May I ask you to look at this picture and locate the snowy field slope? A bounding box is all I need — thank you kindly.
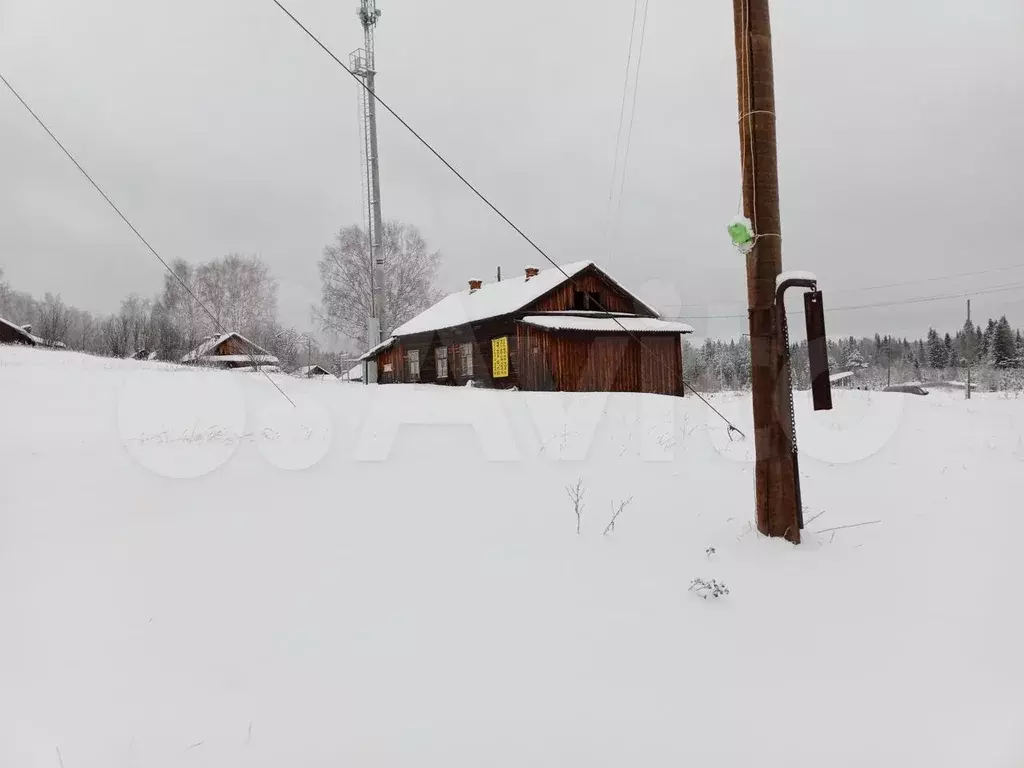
[1,346,1023,767]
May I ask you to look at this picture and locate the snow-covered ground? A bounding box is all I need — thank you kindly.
[1,346,1023,767]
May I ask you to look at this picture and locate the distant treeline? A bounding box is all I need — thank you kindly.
[684,315,1024,393]
[0,259,352,372]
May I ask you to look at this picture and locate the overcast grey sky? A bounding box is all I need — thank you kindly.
[2,0,1022,343]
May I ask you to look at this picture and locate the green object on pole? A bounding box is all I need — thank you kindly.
[727,215,755,253]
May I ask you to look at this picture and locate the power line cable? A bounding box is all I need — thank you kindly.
[0,71,296,407]
[669,281,1024,320]
[613,0,650,209]
[673,261,1024,309]
[269,0,745,437]
[605,0,640,216]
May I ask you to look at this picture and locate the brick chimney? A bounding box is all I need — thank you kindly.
[525,266,540,280]
[468,279,482,293]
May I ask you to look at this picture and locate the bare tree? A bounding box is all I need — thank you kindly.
[102,315,129,358]
[317,220,443,343]
[603,496,634,535]
[67,308,98,351]
[155,255,279,359]
[119,294,152,354]
[195,254,278,338]
[565,479,586,535]
[38,293,72,344]
[158,259,205,356]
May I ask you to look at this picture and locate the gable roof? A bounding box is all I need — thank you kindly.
[357,337,396,362]
[390,261,658,337]
[181,332,277,364]
[0,316,39,345]
[296,364,334,377]
[520,315,694,334]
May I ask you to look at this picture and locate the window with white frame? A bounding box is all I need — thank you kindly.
[406,349,420,381]
[460,342,474,377]
[435,346,448,380]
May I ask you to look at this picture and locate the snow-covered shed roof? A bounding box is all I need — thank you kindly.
[519,315,694,334]
[390,261,659,337]
[830,371,854,383]
[181,333,277,365]
[296,364,335,378]
[0,316,39,345]
[358,337,395,362]
[234,364,283,373]
[200,354,280,365]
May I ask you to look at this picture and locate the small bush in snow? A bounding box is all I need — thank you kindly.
[565,478,585,534]
[688,578,729,600]
[705,546,716,559]
[603,496,634,535]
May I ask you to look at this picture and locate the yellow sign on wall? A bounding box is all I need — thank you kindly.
[492,336,509,378]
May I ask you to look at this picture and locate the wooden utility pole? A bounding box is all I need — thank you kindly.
[887,336,892,387]
[733,0,800,543]
[966,299,972,400]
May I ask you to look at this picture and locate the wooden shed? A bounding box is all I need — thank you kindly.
[181,333,280,371]
[295,364,335,378]
[360,262,693,395]
[0,317,39,346]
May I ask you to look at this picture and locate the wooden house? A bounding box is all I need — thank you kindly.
[360,262,693,395]
[181,333,280,371]
[1,317,39,346]
[295,364,335,378]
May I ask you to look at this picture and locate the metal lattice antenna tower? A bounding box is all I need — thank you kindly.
[350,0,384,383]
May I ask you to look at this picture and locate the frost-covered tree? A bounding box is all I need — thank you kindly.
[847,347,868,369]
[926,328,948,369]
[37,293,72,344]
[993,316,1016,368]
[317,221,443,343]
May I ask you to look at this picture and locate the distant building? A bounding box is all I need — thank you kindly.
[360,262,693,395]
[181,333,279,371]
[342,361,364,382]
[295,364,335,378]
[0,318,66,348]
[829,371,855,388]
[0,317,39,346]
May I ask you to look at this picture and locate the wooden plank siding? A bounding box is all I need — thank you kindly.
[395,317,522,388]
[214,337,250,357]
[376,341,403,383]
[528,270,646,315]
[517,324,682,395]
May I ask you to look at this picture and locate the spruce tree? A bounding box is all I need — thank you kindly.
[993,316,1016,367]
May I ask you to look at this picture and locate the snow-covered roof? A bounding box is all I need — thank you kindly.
[233,364,284,373]
[391,261,658,337]
[197,354,280,365]
[181,333,275,364]
[358,337,395,362]
[0,316,38,345]
[296,365,334,377]
[520,316,695,334]
[830,371,854,382]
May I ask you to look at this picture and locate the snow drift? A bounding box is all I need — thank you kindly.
[1,346,1022,767]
